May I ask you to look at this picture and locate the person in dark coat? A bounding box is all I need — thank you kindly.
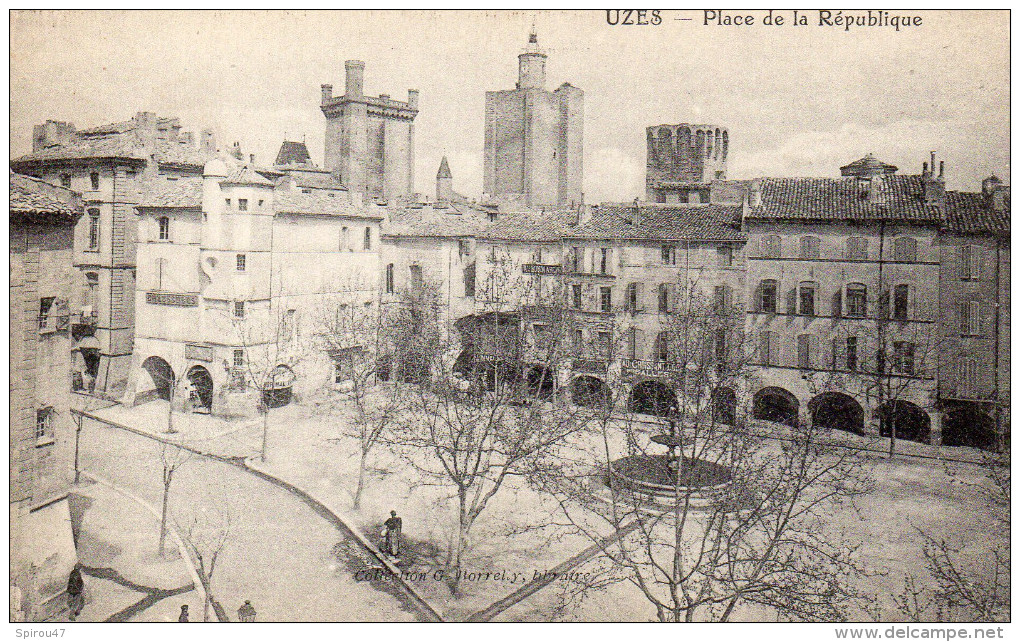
[67,565,84,621]
[178,604,189,622]
[237,600,256,622]
[383,510,402,557]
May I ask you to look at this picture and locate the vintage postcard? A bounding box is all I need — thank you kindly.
[8,9,1010,631]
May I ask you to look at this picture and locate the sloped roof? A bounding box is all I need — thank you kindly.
[10,171,82,220]
[943,190,1010,236]
[275,141,312,166]
[749,175,943,223]
[11,134,148,165]
[275,190,382,220]
[478,210,577,242]
[437,156,452,179]
[222,164,275,186]
[839,154,898,177]
[136,177,204,208]
[155,140,216,168]
[384,203,492,238]
[281,169,346,191]
[568,204,746,241]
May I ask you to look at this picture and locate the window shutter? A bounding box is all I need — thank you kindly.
[785,286,797,315]
[618,246,626,269]
[759,330,771,365]
[635,282,644,311]
[634,328,645,360]
[960,301,970,333]
[961,245,972,280]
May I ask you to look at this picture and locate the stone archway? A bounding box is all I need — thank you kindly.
[262,365,295,409]
[629,380,678,417]
[711,386,737,425]
[942,405,997,451]
[186,365,214,414]
[809,392,865,435]
[752,386,799,427]
[877,400,931,444]
[572,376,611,409]
[141,356,175,402]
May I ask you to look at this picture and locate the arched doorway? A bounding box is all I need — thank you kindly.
[942,406,997,451]
[572,376,611,409]
[712,387,737,425]
[141,356,175,401]
[809,392,865,434]
[752,387,799,427]
[877,401,931,444]
[526,366,556,401]
[629,380,678,417]
[262,365,295,409]
[186,365,214,414]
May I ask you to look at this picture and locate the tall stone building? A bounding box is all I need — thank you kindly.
[321,61,419,203]
[10,171,83,621]
[11,112,218,398]
[646,123,729,203]
[483,32,584,208]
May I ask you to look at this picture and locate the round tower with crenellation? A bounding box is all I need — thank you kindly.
[645,123,729,203]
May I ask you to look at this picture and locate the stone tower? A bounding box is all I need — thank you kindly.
[645,124,729,203]
[483,32,584,208]
[321,61,419,203]
[436,156,453,203]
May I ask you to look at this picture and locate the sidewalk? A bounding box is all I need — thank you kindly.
[92,401,262,459]
[67,478,201,622]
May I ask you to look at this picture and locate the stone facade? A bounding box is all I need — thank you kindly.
[125,159,384,418]
[646,123,729,203]
[483,33,583,208]
[9,172,82,621]
[11,112,218,399]
[321,61,418,203]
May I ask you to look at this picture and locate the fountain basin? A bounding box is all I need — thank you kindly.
[609,454,732,500]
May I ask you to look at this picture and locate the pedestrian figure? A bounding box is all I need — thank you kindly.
[237,600,256,622]
[178,604,189,622]
[383,510,402,557]
[67,564,84,621]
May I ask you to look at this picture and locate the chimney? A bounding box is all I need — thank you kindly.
[345,60,365,98]
[922,152,945,208]
[992,186,1008,212]
[249,154,255,165]
[939,160,945,180]
[321,83,333,103]
[982,175,1002,196]
[408,89,419,110]
[200,129,216,153]
[749,179,762,207]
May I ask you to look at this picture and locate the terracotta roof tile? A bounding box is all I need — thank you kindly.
[569,204,746,241]
[9,171,82,220]
[136,177,204,208]
[274,190,382,220]
[943,190,1010,236]
[750,175,943,223]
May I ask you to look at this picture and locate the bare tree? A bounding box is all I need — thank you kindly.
[897,449,1010,622]
[315,284,403,508]
[534,281,875,622]
[179,508,232,622]
[230,300,305,462]
[386,257,592,596]
[158,441,192,557]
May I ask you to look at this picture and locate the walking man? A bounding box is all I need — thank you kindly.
[383,510,402,557]
[178,604,189,622]
[237,600,256,622]
[66,564,84,621]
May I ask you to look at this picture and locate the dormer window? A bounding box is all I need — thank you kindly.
[857,177,871,200]
[225,198,231,208]
[238,199,248,211]
[90,172,100,191]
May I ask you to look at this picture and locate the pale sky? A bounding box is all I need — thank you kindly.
[9,10,1010,202]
